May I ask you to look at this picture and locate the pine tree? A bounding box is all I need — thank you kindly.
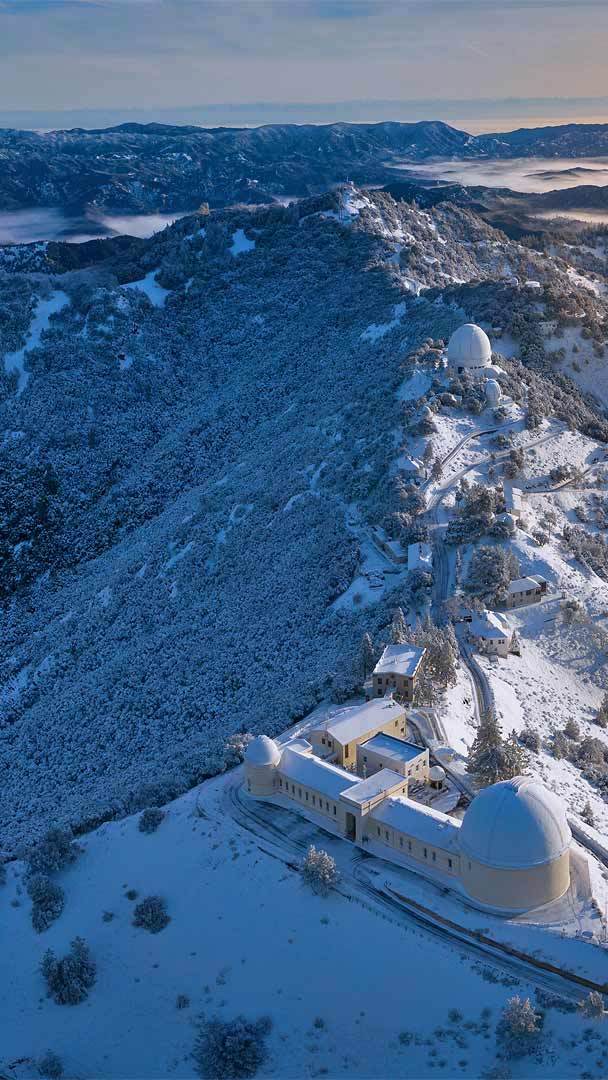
[596,692,608,729]
[390,607,408,645]
[467,707,506,786]
[360,632,376,679]
[581,800,596,828]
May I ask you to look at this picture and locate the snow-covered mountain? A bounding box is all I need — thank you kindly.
[1,185,608,855]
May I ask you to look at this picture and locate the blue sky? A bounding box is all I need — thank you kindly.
[1,0,607,130]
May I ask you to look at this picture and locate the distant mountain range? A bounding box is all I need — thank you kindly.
[3,120,608,214]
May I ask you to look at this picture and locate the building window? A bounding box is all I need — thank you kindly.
[377,827,381,836]
[305,792,309,801]
[432,852,436,862]
[298,788,302,798]
[363,756,367,763]
[399,837,403,848]
[448,858,452,869]
[326,801,329,812]
[321,737,326,745]
[333,806,336,816]
[279,778,282,788]
[385,831,389,841]
[344,745,349,757]
[408,841,412,851]
[312,795,315,806]
[292,784,295,794]
[424,847,428,858]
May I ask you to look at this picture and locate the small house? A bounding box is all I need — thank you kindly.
[503,484,523,520]
[408,541,433,572]
[505,575,548,609]
[367,643,426,703]
[468,610,513,658]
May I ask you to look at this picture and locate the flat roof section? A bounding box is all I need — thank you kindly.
[361,732,426,764]
[372,797,461,851]
[373,643,426,678]
[279,745,359,801]
[341,769,406,807]
[324,697,405,745]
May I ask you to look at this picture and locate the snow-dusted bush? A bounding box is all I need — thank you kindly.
[27,873,65,933]
[37,1051,63,1079]
[578,991,605,1019]
[581,801,596,828]
[595,693,608,729]
[496,995,541,1057]
[519,727,541,752]
[27,827,79,876]
[467,711,528,787]
[193,1014,272,1079]
[564,718,581,741]
[302,845,339,896]
[132,895,170,933]
[138,807,165,834]
[223,731,255,768]
[41,937,96,1005]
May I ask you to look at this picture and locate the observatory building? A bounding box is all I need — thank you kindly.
[244,731,572,915]
[447,323,492,375]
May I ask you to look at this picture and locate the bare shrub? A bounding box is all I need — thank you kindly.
[302,846,339,896]
[132,895,170,933]
[193,1014,272,1079]
[578,991,605,1019]
[564,718,581,741]
[37,1051,63,1079]
[27,874,65,933]
[41,937,96,1005]
[138,807,165,834]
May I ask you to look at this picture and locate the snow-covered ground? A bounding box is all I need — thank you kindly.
[4,769,608,1080]
[3,290,69,395]
[123,271,170,308]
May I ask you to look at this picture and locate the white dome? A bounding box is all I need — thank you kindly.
[459,776,571,870]
[485,379,501,406]
[245,735,281,766]
[428,765,446,782]
[448,324,492,369]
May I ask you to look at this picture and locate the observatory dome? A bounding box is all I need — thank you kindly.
[485,379,501,407]
[460,776,570,870]
[245,735,281,767]
[448,323,492,371]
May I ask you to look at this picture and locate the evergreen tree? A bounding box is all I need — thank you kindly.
[467,709,527,786]
[360,632,376,680]
[595,692,608,729]
[390,607,408,645]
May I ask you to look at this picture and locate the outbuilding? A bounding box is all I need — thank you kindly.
[468,609,513,657]
[368,643,426,702]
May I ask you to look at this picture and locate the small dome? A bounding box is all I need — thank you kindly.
[245,735,281,766]
[448,324,492,369]
[485,379,501,406]
[429,765,446,782]
[460,776,570,870]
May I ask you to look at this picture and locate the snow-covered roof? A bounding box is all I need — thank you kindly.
[459,776,571,869]
[408,542,433,570]
[279,744,359,800]
[373,644,426,679]
[324,696,405,746]
[372,797,461,851]
[361,733,426,764]
[245,735,281,766]
[504,485,523,512]
[508,576,546,594]
[469,610,512,640]
[341,769,407,807]
[428,765,446,782]
[447,323,492,369]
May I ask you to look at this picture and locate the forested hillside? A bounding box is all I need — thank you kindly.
[1,185,607,853]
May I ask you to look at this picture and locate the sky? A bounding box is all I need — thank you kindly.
[1,0,608,132]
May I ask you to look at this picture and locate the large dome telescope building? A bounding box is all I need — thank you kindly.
[447,323,493,374]
[459,776,571,912]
